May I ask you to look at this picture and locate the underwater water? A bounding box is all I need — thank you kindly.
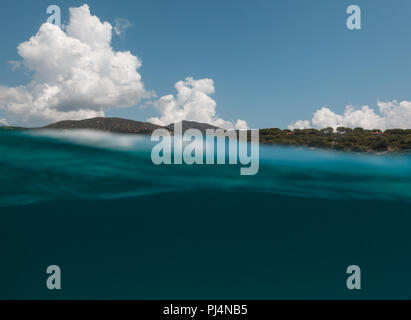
[1,130,411,299]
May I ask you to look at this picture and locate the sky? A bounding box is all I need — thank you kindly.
[1,0,411,129]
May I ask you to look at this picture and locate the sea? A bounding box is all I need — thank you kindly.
[1,129,411,299]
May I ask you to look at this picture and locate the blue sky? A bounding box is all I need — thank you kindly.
[1,0,411,129]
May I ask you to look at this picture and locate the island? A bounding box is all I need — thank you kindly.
[1,117,411,153]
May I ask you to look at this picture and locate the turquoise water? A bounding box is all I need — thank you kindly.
[1,130,411,299]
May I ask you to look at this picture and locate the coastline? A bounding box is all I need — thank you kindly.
[3,117,411,154]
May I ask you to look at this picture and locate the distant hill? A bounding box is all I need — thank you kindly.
[44,117,162,134]
[0,126,26,132]
[5,117,411,153]
[43,117,220,134]
[165,120,220,133]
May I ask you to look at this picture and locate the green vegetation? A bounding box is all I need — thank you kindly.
[0,126,25,132]
[259,127,411,153]
[3,120,411,153]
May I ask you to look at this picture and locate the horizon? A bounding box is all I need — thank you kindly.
[5,115,411,132]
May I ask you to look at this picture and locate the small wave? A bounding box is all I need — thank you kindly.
[29,129,151,151]
[1,130,411,206]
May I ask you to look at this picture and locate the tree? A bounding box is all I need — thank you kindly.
[320,127,334,135]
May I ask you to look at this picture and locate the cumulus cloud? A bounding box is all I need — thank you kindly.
[0,4,149,126]
[8,60,22,71]
[234,119,249,130]
[289,100,411,130]
[0,118,9,126]
[288,120,311,130]
[148,77,248,130]
[114,18,132,36]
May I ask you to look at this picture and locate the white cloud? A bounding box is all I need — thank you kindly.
[8,60,22,71]
[234,119,249,130]
[0,118,9,126]
[289,100,411,130]
[288,120,311,130]
[0,4,149,126]
[114,18,132,36]
[148,77,248,130]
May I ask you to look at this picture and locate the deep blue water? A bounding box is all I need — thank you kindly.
[1,130,411,299]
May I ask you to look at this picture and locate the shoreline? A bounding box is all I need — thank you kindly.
[2,117,411,154]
